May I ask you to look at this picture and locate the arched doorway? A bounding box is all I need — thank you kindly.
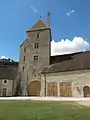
[27,81,41,96]
[83,86,90,97]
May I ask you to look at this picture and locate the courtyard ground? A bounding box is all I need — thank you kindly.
[0,100,90,120]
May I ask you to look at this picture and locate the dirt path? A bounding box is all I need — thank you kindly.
[76,101,90,107]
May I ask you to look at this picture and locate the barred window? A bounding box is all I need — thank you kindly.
[34,55,38,61]
[34,43,39,49]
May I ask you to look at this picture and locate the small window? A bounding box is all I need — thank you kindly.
[23,66,25,71]
[4,80,7,84]
[34,55,38,61]
[34,43,39,49]
[23,56,25,61]
[37,33,39,38]
[34,74,36,77]
[24,47,26,52]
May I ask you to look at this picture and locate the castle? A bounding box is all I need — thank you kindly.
[18,12,90,97]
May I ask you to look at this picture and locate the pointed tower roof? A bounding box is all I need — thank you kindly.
[31,19,47,29]
[27,19,50,32]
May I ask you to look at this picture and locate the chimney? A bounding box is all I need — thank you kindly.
[47,12,51,27]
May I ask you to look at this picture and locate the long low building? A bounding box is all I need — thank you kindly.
[41,51,90,97]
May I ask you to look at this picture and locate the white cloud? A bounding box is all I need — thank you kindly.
[30,5,38,13]
[0,56,8,59]
[51,37,90,56]
[66,10,75,16]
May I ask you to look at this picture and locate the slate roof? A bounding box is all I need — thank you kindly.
[0,61,18,80]
[42,51,90,74]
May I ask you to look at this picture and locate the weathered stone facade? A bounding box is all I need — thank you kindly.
[0,79,14,96]
[19,13,90,97]
[19,19,51,96]
[41,70,90,97]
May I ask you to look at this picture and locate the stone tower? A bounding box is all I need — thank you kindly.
[19,12,52,96]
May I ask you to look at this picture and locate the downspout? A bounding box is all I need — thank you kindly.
[12,79,14,96]
[25,70,28,96]
[44,73,47,97]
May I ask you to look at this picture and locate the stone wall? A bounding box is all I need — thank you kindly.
[19,28,51,96]
[0,79,13,96]
[41,70,90,97]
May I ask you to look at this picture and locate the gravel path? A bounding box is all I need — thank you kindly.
[76,101,90,107]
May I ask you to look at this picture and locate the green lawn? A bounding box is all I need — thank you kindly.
[0,100,89,120]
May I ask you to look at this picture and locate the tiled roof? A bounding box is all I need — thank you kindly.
[42,51,90,73]
[0,61,18,80]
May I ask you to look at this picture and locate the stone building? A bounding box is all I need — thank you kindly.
[0,59,18,96]
[19,12,51,96]
[41,52,90,97]
[19,12,90,97]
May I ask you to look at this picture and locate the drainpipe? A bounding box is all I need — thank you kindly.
[25,70,28,96]
[44,73,47,97]
[12,79,14,96]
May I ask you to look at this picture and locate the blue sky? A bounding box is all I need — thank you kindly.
[0,0,90,60]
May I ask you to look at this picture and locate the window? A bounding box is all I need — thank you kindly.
[23,56,25,61]
[34,74,36,77]
[37,33,39,38]
[34,55,38,61]
[23,66,25,71]
[2,88,7,97]
[4,80,7,84]
[34,43,39,49]
[32,69,37,77]
[24,47,26,52]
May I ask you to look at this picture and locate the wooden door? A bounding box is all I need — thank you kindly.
[59,82,72,97]
[83,86,90,97]
[28,81,41,96]
[2,88,7,97]
[47,82,58,96]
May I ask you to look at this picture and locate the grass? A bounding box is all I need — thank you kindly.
[0,100,89,120]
